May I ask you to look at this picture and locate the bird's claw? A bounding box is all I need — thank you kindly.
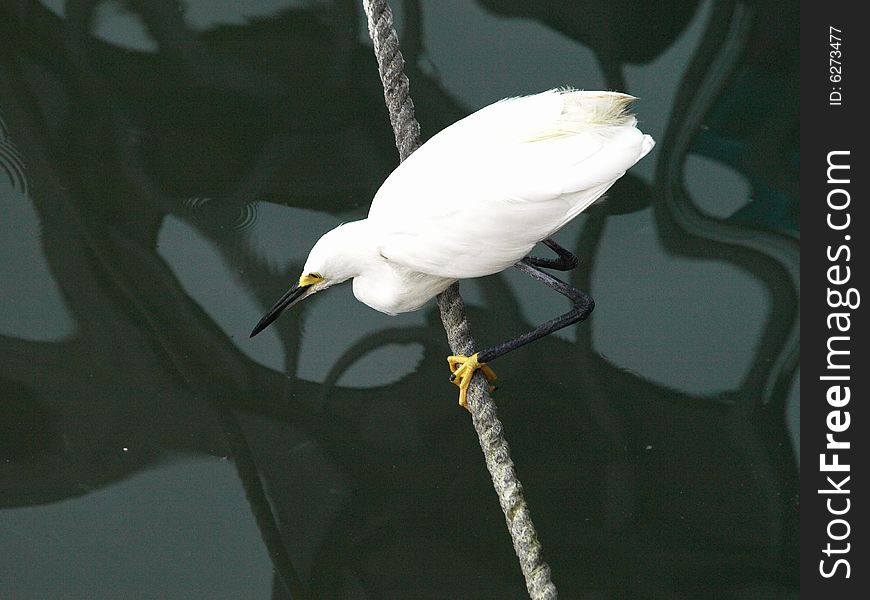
[447,353,497,411]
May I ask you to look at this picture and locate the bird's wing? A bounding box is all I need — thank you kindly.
[368,89,654,279]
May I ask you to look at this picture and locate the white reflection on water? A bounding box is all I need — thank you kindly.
[684,154,752,219]
[159,204,427,387]
[157,214,287,371]
[0,455,274,598]
[592,207,769,396]
[0,160,76,342]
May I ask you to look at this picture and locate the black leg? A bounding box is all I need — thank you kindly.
[447,239,593,408]
[523,238,579,271]
[476,242,593,364]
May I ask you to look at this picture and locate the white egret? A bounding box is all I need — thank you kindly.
[251,88,654,408]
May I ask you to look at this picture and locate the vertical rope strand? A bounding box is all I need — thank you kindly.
[362,0,420,161]
[361,2,558,597]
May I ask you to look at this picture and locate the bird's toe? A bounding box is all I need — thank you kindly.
[446,353,496,410]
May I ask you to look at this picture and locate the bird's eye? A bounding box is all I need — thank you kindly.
[308,272,322,280]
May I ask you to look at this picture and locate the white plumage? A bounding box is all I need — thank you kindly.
[368,88,654,279]
[295,88,654,316]
[240,89,657,333]
[248,89,654,407]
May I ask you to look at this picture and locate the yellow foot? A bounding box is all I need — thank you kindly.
[447,353,498,410]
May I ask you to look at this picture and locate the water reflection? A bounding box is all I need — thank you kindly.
[1,0,798,598]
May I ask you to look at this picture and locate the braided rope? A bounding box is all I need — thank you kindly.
[362,0,420,161]
[362,2,557,597]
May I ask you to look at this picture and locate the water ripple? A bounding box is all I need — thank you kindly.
[231,202,258,232]
[182,197,259,232]
[0,135,28,195]
[182,196,211,212]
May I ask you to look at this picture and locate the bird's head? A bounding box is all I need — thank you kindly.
[249,222,367,338]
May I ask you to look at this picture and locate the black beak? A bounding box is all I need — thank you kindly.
[250,283,313,337]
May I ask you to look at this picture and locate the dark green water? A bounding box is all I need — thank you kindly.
[1,1,798,598]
